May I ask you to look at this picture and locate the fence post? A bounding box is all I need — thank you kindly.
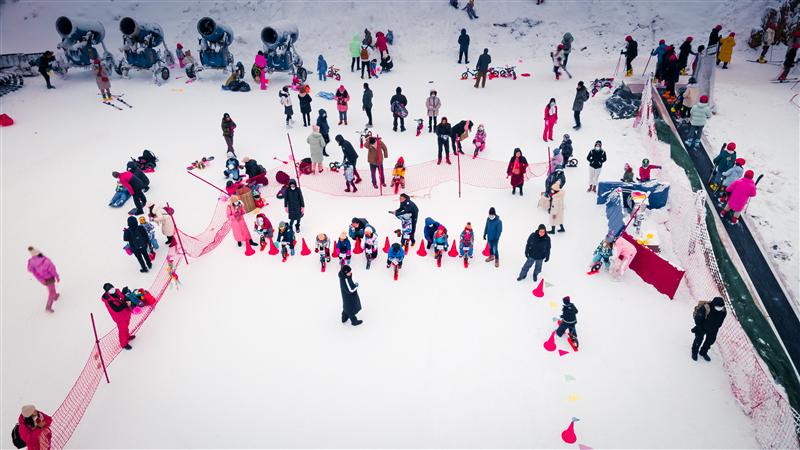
[166,202,189,265]
[377,135,383,196]
[456,144,462,198]
[287,132,301,187]
[90,313,110,384]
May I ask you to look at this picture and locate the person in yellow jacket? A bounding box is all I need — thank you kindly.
[717,32,736,68]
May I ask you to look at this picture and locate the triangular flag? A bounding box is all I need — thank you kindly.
[548,301,558,308]
[545,281,554,288]
[558,349,569,356]
[578,444,593,450]
[567,394,580,403]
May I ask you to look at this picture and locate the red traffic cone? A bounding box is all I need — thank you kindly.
[448,240,458,257]
[300,238,312,256]
[482,242,491,257]
[382,236,390,253]
[532,279,545,298]
[268,239,280,255]
[416,241,427,257]
[353,237,363,254]
[244,240,256,256]
[332,243,340,258]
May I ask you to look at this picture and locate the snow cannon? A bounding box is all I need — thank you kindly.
[54,16,114,73]
[258,21,306,81]
[197,17,234,70]
[116,17,175,83]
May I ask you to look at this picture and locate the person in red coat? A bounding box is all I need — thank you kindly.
[721,170,757,224]
[101,283,135,350]
[17,404,52,450]
[637,158,661,182]
[375,31,389,55]
[507,148,529,196]
[543,98,558,141]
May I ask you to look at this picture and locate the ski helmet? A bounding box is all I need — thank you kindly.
[727,142,736,150]
[279,221,287,229]
[744,170,754,179]
[642,158,650,167]
[735,158,745,166]
[659,39,665,45]
[625,35,632,42]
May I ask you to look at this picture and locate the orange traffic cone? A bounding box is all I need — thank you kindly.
[300,238,311,256]
[416,241,427,257]
[482,242,491,257]
[244,240,256,256]
[448,240,458,257]
[353,237,363,254]
[268,239,280,255]
[332,243,340,258]
[382,236,390,253]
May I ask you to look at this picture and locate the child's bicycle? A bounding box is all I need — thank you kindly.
[329,161,343,173]
[388,258,402,280]
[461,246,472,268]
[391,177,404,194]
[557,320,580,351]
[280,241,294,262]
[566,157,578,167]
[415,118,424,136]
[326,65,341,81]
[356,128,373,146]
[498,65,517,80]
[460,66,478,80]
[487,67,500,79]
[434,243,447,267]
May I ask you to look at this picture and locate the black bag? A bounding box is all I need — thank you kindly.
[12,424,26,448]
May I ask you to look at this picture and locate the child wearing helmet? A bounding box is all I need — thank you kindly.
[638,159,661,182]
[473,124,486,158]
[387,242,406,268]
[459,223,475,258]
[276,221,296,260]
[254,213,274,250]
[621,163,634,183]
[391,157,406,194]
[363,226,379,269]
[336,232,352,265]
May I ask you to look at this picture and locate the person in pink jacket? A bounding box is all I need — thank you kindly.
[26,247,60,313]
[543,98,558,141]
[227,195,257,248]
[721,169,757,224]
[17,405,52,450]
[255,51,268,90]
[101,283,135,350]
[610,236,637,279]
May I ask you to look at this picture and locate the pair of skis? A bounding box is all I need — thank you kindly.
[99,93,132,110]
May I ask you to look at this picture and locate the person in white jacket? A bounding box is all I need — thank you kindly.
[148,203,176,247]
[759,23,776,64]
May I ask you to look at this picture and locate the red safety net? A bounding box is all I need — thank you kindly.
[264,157,549,197]
[48,199,231,449]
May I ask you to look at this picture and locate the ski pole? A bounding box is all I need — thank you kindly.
[287,132,301,187]
[613,52,622,77]
[641,52,653,76]
[744,174,764,214]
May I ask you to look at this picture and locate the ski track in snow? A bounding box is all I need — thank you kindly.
[0,0,783,447]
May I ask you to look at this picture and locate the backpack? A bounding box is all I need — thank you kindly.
[392,101,408,118]
[298,157,313,175]
[360,48,369,60]
[11,424,26,449]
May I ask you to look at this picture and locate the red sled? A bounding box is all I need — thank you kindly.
[520,73,532,77]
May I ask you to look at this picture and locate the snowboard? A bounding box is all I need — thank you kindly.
[187,156,215,170]
[557,320,580,352]
[586,262,602,275]
[771,78,799,83]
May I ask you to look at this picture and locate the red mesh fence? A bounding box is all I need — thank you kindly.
[265,157,549,197]
[48,199,231,449]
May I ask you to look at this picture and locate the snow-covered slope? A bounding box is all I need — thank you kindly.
[0,0,787,448]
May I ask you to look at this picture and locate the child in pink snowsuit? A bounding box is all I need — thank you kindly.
[610,237,637,279]
[721,169,757,224]
[255,51,268,90]
[26,247,60,312]
[227,195,255,248]
[101,283,133,349]
[543,98,558,141]
[472,124,486,158]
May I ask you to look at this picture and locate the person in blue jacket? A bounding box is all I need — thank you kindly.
[483,206,503,267]
[349,217,369,241]
[336,232,352,265]
[652,39,667,80]
[387,242,406,268]
[424,217,443,249]
[317,55,328,81]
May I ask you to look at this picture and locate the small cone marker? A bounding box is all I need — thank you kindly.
[448,240,458,257]
[532,278,545,297]
[268,239,280,255]
[416,242,427,257]
[543,331,557,352]
[332,244,340,258]
[383,236,390,253]
[244,240,256,256]
[482,241,491,257]
[300,238,312,256]
[561,418,579,444]
[353,237,363,254]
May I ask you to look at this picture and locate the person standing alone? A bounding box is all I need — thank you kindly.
[691,296,727,361]
[475,48,491,88]
[572,81,589,129]
[26,247,60,313]
[483,206,503,267]
[517,224,551,282]
[458,28,470,64]
[221,113,236,153]
[338,265,363,326]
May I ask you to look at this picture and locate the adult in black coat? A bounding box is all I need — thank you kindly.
[338,265,363,326]
[678,37,695,74]
[559,134,573,162]
[38,51,56,89]
[316,109,331,156]
[691,296,727,361]
[298,91,313,126]
[517,224,551,282]
[663,54,681,96]
[283,178,305,232]
[556,296,578,345]
[335,134,362,183]
[450,119,473,155]
[458,28,470,64]
[362,83,374,127]
[435,117,452,164]
[124,216,152,273]
[707,24,722,48]
[474,48,491,88]
[545,168,566,197]
[390,193,419,245]
[390,87,408,132]
[621,36,638,75]
[126,161,150,192]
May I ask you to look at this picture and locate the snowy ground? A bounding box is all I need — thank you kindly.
[0,0,785,447]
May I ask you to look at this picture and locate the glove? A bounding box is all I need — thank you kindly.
[545,258,549,262]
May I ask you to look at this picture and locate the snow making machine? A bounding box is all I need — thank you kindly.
[54,16,115,75]
[196,17,235,72]
[115,17,175,83]
[256,21,306,82]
